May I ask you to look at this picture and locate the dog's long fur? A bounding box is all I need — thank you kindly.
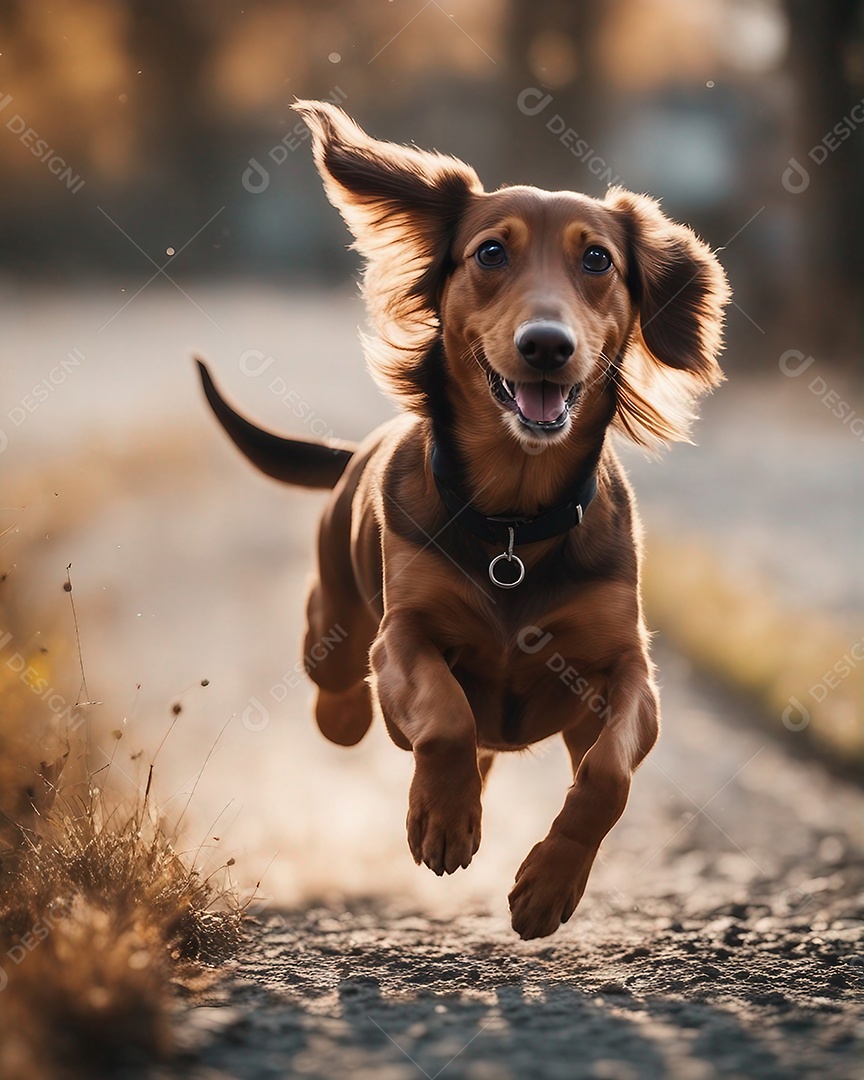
[198,102,729,939]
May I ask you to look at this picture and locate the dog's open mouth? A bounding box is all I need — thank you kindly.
[489,371,581,432]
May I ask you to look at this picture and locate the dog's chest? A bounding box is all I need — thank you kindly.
[447,637,603,750]
[428,578,637,748]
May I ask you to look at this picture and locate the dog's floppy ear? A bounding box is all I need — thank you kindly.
[293,100,484,408]
[605,188,730,447]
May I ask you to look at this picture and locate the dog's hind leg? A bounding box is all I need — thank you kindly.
[315,682,372,747]
[304,580,377,747]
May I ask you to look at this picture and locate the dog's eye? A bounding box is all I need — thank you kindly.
[475,240,508,268]
[582,245,612,274]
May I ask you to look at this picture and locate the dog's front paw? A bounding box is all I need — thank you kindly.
[508,835,595,940]
[406,788,481,875]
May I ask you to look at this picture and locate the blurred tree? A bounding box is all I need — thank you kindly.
[505,0,609,191]
[0,0,857,375]
[784,0,864,367]
[0,2,22,35]
[125,2,215,198]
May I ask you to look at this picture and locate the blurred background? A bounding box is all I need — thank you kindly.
[1,0,862,913]
[1,0,863,358]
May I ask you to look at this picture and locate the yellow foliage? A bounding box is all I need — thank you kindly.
[643,537,864,768]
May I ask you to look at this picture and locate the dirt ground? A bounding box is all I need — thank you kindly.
[4,287,862,1079]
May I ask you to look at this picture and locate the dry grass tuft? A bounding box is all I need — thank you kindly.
[0,586,242,1080]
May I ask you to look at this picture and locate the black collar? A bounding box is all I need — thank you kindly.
[430,441,598,549]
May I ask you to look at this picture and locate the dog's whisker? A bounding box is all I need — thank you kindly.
[463,337,488,377]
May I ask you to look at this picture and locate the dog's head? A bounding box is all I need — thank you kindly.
[295,101,730,449]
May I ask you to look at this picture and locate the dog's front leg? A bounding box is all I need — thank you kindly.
[509,657,659,939]
[370,614,482,875]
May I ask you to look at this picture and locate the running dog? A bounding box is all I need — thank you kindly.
[198,101,729,939]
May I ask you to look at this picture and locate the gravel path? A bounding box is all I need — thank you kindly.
[170,652,864,1080]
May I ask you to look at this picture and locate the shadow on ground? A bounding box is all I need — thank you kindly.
[178,898,862,1080]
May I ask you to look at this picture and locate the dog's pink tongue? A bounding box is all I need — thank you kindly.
[514,381,566,422]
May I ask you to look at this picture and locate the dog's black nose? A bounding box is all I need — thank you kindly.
[514,320,575,371]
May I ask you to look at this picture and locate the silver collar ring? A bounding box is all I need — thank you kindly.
[488,526,526,589]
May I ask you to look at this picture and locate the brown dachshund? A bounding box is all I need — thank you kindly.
[198,101,729,939]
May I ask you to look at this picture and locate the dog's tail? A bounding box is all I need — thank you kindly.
[196,359,355,490]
